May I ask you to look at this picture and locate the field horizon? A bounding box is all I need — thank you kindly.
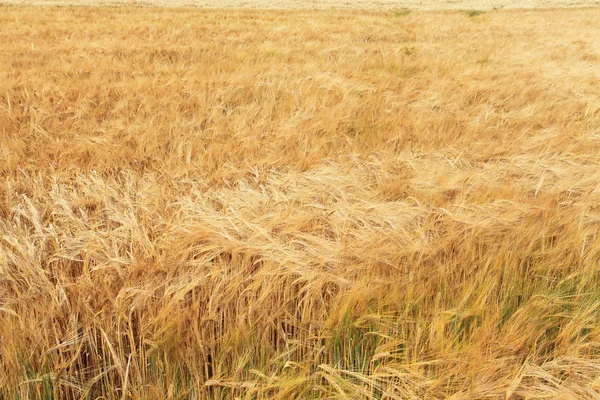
[1,0,599,10]
[2,5,600,399]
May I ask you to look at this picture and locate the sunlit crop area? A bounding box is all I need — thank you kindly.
[2,6,600,399]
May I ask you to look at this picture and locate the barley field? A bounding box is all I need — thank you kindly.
[1,0,599,10]
[2,5,600,399]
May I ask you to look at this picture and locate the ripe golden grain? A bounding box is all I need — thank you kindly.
[2,5,600,399]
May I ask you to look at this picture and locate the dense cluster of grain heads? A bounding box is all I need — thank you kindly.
[1,6,600,399]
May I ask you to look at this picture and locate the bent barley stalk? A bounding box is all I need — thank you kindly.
[1,5,600,399]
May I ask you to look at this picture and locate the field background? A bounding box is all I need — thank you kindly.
[2,4,600,400]
[1,0,599,9]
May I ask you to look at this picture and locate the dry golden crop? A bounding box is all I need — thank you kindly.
[1,5,600,399]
